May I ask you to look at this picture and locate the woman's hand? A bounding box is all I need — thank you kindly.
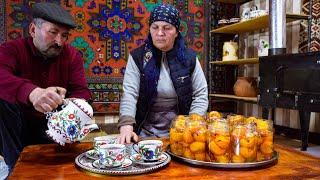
[118,125,138,144]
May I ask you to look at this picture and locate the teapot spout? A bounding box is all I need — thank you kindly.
[78,124,99,141]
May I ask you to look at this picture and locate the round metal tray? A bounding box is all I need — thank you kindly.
[75,150,171,176]
[166,145,278,169]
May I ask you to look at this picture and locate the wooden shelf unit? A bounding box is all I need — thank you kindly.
[210,58,259,65]
[211,13,309,34]
[210,93,258,103]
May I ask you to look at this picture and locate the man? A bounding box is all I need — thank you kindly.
[0,2,91,171]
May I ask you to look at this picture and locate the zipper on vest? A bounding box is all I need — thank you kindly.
[137,110,150,134]
[176,96,180,114]
[163,51,180,115]
[177,75,189,83]
[161,51,166,63]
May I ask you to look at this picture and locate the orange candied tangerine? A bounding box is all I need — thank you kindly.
[183,148,195,159]
[239,136,256,148]
[193,128,207,142]
[181,142,190,148]
[170,142,184,156]
[255,119,270,131]
[194,153,206,161]
[208,111,222,119]
[183,129,194,144]
[231,126,246,138]
[245,116,258,123]
[170,128,183,142]
[214,134,231,149]
[215,155,229,163]
[190,141,206,153]
[240,147,256,159]
[174,118,186,131]
[262,132,273,143]
[260,141,273,154]
[188,120,204,133]
[190,113,205,121]
[231,155,245,163]
[209,140,226,156]
[229,115,245,125]
[257,151,266,161]
[256,136,263,146]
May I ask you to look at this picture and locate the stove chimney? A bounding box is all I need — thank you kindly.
[269,0,286,55]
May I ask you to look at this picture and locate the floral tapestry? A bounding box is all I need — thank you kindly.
[0,0,206,113]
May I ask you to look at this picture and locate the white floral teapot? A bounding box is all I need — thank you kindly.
[45,98,98,146]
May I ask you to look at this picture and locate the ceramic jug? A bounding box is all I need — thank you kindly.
[46,98,98,146]
[233,77,257,97]
[223,41,238,61]
[258,38,269,57]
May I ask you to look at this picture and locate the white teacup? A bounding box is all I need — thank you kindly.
[133,140,163,161]
[93,136,117,154]
[98,144,126,167]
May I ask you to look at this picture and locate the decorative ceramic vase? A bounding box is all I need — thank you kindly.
[233,77,257,97]
[46,98,98,146]
[241,7,251,21]
[223,41,238,61]
[258,38,269,57]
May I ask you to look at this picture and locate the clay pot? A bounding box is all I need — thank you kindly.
[233,77,257,97]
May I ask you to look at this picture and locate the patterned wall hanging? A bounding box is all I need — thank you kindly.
[0,0,206,114]
[299,0,320,52]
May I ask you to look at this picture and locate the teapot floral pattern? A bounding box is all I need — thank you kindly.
[46,98,98,146]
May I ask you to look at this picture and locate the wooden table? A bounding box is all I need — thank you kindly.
[9,140,320,179]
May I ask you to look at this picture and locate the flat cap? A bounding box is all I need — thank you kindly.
[32,2,76,29]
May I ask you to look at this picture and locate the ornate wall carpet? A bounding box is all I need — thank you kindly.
[299,0,320,52]
[0,0,4,43]
[0,0,205,113]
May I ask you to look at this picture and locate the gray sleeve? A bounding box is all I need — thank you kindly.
[189,58,208,116]
[118,54,140,126]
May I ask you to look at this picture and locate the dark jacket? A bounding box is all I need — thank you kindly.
[130,34,196,134]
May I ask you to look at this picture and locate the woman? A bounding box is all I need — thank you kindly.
[118,4,208,144]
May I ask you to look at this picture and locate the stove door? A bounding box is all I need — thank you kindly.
[259,51,320,109]
[282,68,320,94]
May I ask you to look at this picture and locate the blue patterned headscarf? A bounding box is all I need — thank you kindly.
[149,4,180,30]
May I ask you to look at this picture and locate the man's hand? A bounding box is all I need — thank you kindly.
[118,125,138,144]
[29,86,67,113]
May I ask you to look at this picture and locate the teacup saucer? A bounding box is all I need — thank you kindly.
[130,153,168,166]
[92,158,132,169]
[85,149,99,160]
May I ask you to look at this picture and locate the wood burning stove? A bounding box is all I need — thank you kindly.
[259,51,320,150]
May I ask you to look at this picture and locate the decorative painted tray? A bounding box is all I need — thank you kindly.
[166,145,278,169]
[75,150,171,176]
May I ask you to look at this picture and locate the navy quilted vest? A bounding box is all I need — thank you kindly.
[130,34,196,134]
